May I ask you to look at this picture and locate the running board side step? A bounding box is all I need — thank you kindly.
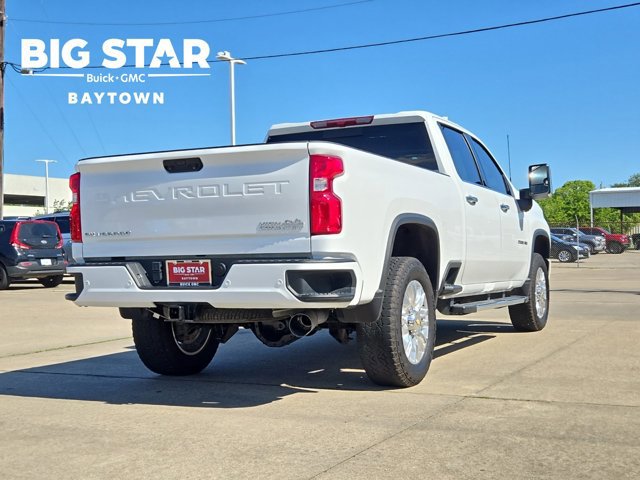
[441,284,463,295]
[449,295,528,314]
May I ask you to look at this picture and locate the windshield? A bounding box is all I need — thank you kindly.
[267,122,438,171]
[16,221,60,248]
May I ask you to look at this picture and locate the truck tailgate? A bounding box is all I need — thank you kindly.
[77,143,311,258]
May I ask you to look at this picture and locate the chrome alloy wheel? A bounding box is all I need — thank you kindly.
[534,268,548,320]
[171,323,212,356]
[557,250,572,262]
[401,280,430,365]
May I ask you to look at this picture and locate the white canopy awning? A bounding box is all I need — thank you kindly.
[590,187,640,212]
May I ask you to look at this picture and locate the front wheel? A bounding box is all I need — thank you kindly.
[132,310,219,375]
[607,242,623,254]
[357,257,436,388]
[509,253,549,332]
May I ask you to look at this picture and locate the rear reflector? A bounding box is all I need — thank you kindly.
[310,116,373,129]
[310,154,343,235]
[69,173,82,243]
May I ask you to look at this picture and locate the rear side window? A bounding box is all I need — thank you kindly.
[467,137,511,196]
[16,222,60,248]
[267,122,439,172]
[55,217,70,234]
[440,126,482,185]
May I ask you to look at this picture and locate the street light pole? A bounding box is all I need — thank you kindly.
[216,51,246,146]
[36,159,56,214]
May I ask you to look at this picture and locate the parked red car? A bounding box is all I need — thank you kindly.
[578,227,631,254]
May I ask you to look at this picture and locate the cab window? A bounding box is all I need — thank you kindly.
[440,125,482,185]
[467,136,511,196]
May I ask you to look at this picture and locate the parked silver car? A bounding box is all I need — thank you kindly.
[550,227,605,254]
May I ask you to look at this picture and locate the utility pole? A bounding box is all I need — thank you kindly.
[216,51,246,145]
[36,159,56,214]
[0,0,5,219]
[506,134,512,181]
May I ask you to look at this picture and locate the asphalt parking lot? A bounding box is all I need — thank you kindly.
[1,251,639,479]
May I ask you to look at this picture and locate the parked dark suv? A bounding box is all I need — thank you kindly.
[31,212,72,262]
[0,220,66,289]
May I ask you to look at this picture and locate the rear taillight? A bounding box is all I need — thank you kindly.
[54,223,63,249]
[310,154,343,235]
[10,222,30,249]
[69,173,82,243]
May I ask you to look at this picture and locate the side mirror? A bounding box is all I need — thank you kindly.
[518,163,552,211]
[527,164,552,199]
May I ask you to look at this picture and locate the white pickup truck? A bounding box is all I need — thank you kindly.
[66,111,552,387]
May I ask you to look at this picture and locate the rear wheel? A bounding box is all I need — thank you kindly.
[509,253,549,332]
[0,266,10,290]
[357,257,436,388]
[132,309,219,375]
[39,275,64,288]
[557,249,575,263]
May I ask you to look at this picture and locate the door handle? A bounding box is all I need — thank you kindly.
[466,195,478,206]
[500,204,510,212]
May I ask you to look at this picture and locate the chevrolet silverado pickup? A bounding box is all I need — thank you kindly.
[66,111,552,387]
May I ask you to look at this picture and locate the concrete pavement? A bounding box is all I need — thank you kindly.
[1,251,639,479]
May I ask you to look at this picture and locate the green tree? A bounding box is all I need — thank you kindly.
[52,199,70,213]
[611,172,640,188]
[538,180,620,225]
[31,199,70,217]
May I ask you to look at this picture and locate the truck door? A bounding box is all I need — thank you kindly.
[440,126,503,285]
[466,136,527,282]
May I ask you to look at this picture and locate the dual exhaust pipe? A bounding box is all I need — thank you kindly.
[161,304,328,338]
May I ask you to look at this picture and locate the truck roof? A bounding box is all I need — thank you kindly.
[268,110,463,137]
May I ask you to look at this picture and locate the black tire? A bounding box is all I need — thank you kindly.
[39,275,64,288]
[0,265,10,290]
[357,257,436,388]
[607,242,623,254]
[556,249,575,263]
[131,309,219,376]
[509,253,549,332]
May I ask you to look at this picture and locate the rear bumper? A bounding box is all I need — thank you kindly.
[67,260,363,309]
[7,265,66,279]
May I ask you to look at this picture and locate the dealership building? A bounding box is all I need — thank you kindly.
[2,173,71,218]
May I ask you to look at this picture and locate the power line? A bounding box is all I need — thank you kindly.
[5,74,72,166]
[26,6,88,157]
[243,1,640,61]
[5,1,639,70]
[10,0,373,26]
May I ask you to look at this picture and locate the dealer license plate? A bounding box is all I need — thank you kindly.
[40,259,53,266]
[166,260,212,287]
